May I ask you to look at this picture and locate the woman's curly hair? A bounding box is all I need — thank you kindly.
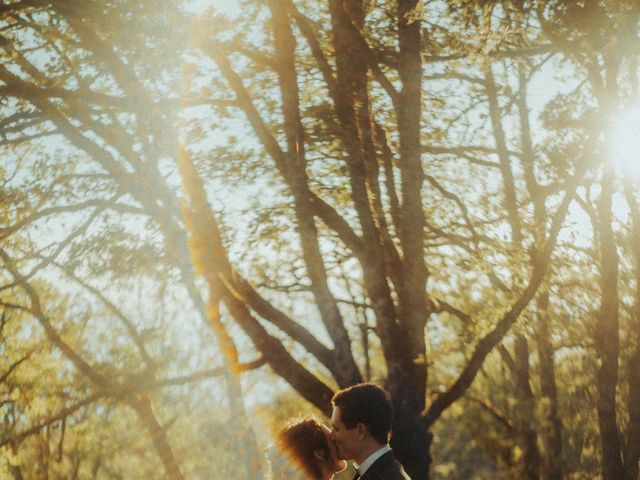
[276,416,330,480]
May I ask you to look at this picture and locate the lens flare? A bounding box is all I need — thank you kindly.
[610,104,640,178]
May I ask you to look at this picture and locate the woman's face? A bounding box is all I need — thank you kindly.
[321,424,347,474]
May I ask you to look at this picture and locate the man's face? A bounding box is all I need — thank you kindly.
[330,406,361,461]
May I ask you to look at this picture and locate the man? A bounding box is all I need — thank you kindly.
[330,383,411,480]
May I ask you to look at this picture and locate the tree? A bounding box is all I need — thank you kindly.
[0,2,263,477]
[176,1,584,477]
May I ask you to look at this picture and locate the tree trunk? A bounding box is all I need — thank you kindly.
[268,0,362,387]
[535,293,563,480]
[393,4,430,476]
[623,179,640,480]
[128,394,186,480]
[624,343,640,480]
[513,334,541,480]
[594,167,624,480]
[390,411,432,480]
[396,0,429,385]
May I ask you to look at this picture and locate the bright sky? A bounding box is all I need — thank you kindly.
[185,0,242,17]
[610,104,640,178]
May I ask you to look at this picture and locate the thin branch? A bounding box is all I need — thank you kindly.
[0,247,113,389]
[424,157,588,427]
[146,357,267,390]
[0,198,139,241]
[0,392,104,449]
[429,297,472,323]
[0,350,35,385]
[285,0,337,100]
[466,394,515,431]
[51,261,155,371]
[424,173,480,246]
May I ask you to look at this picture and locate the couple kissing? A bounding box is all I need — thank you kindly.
[275,383,411,480]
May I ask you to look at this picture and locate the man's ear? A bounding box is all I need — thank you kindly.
[356,422,368,439]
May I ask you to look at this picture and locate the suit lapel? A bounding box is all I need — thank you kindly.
[359,451,393,479]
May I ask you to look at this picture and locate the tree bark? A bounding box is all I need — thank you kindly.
[623,179,640,480]
[178,150,336,411]
[327,0,401,355]
[594,166,624,480]
[268,0,362,386]
[535,293,563,480]
[513,334,541,480]
[377,2,431,477]
[128,394,186,480]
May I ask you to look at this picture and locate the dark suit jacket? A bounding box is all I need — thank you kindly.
[359,451,411,480]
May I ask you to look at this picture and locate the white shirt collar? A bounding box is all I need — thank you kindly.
[356,445,391,477]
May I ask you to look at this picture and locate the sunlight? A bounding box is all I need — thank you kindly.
[184,0,240,16]
[609,104,640,178]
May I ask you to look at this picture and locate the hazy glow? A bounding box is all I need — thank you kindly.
[610,104,640,178]
[186,0,241,16]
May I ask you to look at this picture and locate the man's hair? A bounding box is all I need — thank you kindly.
[277,416,329,480]
[331,382,392,445]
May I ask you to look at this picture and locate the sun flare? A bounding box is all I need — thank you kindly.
[609,104,640,178]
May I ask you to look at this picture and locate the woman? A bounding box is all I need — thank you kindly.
[274,416,347,480]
